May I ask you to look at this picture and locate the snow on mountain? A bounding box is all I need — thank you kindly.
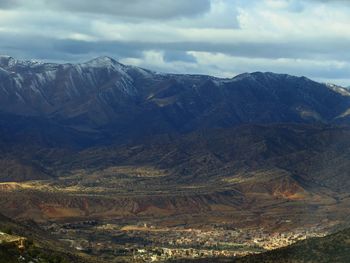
[0,55,350,132]
[326,83,350,96]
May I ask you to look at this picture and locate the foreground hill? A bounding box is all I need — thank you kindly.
[0,213,98,263]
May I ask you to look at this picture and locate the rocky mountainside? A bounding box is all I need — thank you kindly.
[1,56,350,185]
[0,56,350,228]
[1,123,350,223]
[1,55,350,142]
[0,213,98,263]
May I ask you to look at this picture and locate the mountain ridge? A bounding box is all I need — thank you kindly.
[1,55,350,143]
[0,56,350,261]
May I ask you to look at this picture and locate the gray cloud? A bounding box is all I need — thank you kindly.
[3,32,350,70]
[5,31,338,63]
[163,51,197,63]
[0,0,19,8]
[0,0,350,86]
[59,0,211,19]
[0,0,211,19]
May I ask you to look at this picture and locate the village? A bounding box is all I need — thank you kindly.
[45,220,329,262]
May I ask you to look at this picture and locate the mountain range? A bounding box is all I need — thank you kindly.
[0,55,350,261]
[1,55,350,144]
[1,55,350,184]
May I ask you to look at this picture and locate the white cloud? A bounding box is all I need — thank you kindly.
[0,0,350,86]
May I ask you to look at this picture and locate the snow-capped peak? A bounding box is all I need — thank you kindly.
[325,83,350,96]
[0,55,17,68]
[83,56,123,68]
[0,55,47,69]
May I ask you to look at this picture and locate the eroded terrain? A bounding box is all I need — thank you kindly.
[0,164,348,262]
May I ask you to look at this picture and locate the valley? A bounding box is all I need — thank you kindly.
[0,151,348,262]
[0,56,350,262]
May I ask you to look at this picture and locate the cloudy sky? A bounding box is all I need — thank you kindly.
[0,0,350,86]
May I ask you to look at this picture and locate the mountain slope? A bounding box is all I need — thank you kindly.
[0,213,98,263]
[1,56,350,142]
[0,56,350,261]
[0,55,349,226]
[62,124,350,193]
[0,124,349,226]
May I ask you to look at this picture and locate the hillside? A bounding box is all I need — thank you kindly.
[0,213,98,263]
[0,56,350,261]
[1,56,350,184]
[0,124,349,228]
[1,56,350,142]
